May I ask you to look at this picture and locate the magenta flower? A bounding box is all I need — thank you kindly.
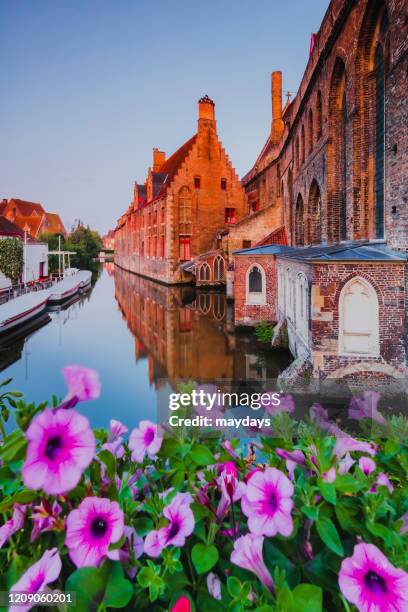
[144,493,194,557]
[9,548,61,612]
[359,456,376,476]
[66,496,124,568]
[22,408,95,495]
[102,419,128,458]
[339,542,408,611]
[275,448,307,479]
[216,461,245,520]
[129,420,163,463]
[30,500,62,542]
[322,467,336,483]
[231,534,274,591]
[61,365,101,408]
[333,431,377,460]
[241,467,294,537]
[207,572,222,600]
[349,391,386,425]
[0,504,26,549]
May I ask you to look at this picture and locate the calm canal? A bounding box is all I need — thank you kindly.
[1,265,292,429]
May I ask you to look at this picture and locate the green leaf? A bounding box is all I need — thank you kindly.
[318,480,336,505]
[263,540,301,588]
[66,562,132,611]
[301,505,319,521]
[316,516,344,557]
[134,517,154,536]
[335,474,364,494]
[292,584,322,612]
[0,489,37,513]
[98,449,116,479]
[137,566,154,588]
[191,543,219,574]
[227,576,242,598]
[104,562,133,608]
[0,430,26,463]
[189,444,214,466]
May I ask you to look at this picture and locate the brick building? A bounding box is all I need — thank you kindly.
[232,0,408,381]
[115,96,246,284]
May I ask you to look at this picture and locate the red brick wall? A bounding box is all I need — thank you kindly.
[234,255,278,326]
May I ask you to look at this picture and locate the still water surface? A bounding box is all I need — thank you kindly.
[0,265,292,429]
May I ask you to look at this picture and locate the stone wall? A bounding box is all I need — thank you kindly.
[234,254,279,326]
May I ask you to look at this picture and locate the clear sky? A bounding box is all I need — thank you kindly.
[0,0,328,235]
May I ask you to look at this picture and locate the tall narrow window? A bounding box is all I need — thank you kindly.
[295,137,300,169]
[221,178,227,190]
[198,263,211,283]
[339,277,379,355]
[194,176,201,189]
[316,90,323,139]
[340,90,347,241]
[295,195,304,246]
[213,255,225,281]
[179,236,191,261]
[301,125,305,163]
[225,208,236,224]
[308,109,314,154]
[374,44,385,239]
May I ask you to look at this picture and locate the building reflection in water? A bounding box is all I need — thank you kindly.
[113,266,292,392]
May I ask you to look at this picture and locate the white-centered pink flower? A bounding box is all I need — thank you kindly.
[22,407,95,495]
[61,365,101,408]
[241,467,294,537]
[144,493,194,557]
[66,496,124,567]
[348,391,386,424]
[129,420,163,463]
[339,542,408,611]
[9,548,61,612]
[231,534,274,591]
[359,456,376,476]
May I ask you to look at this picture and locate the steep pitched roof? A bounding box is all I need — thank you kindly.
[157,134,197,190]
[8,198,45,216]
[43,212,66,235]
[256,226,289,247]
[0,216,39,242]
[14,214,44,238]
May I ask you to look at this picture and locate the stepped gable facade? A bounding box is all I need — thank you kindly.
[115,96,246,284]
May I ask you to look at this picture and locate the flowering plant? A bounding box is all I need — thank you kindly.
[0,370,407,611]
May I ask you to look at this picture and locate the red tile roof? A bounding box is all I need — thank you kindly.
[0,216,39,242]
[8,198,45,216]
[43,212,66,235]
[256,225,289,247]
[14,214,44,238]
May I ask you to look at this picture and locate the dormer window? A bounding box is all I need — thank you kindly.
[221,178,227,190]
[194,176,201,189]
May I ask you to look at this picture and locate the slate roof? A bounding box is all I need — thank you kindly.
[233,244,293,256]
[276,242,408,262]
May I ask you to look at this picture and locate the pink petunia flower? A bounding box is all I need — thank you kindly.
[61,365,101,408]
[102,419,128,458]
[370,472,394,494]
[322,467,337,483]
[129,420,163,463]
[207,572,222,600]
[348,391,386,425]
[22,408,95,495]
[0,504,26,549]
[144,493,194,557]
[359,456,376,476]
[332,430,377,460]
[265,393,295,416]
[30,500,62,542]
[241,467,294,537]
[65,496,124,568]
[9,548,62,612]
[216,462,245,520]
[339,542,408,611]
[231,534,274,591]
[276,448,307,479]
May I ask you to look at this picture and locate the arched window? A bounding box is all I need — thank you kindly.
[295,137,300,169]
[301,125,306,164]
[213,294,226,320]
[316,90,323,140]
[246,265,266,305]
[339,277,379,356]
[295,194,304,246]
[198,293,211,314]
[213,255,225,282]
[374,43,385,238]
[308,109,314,154]
[307,180,322,244]
[198,263,211,283]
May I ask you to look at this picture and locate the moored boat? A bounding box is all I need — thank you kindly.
[0,290,50,333]
[48,275,81,303]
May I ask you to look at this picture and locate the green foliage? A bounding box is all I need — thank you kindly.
[254,321,274,343]
[40,221,102,270]
[0,238,23,283]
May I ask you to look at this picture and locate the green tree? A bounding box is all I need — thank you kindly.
[39,223,102,270]
[0,238,24,283]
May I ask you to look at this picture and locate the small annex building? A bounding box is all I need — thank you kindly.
[234,241,407,381]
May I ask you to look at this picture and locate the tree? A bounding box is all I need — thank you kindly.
[0,238,24,283]
[39,223,103,270]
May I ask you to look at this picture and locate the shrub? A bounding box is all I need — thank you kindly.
[0,238,23,283]
[255,321,274,343]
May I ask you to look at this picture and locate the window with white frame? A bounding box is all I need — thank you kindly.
[295,273,309,340]
[246,265,266,305]
[338,277,379,356]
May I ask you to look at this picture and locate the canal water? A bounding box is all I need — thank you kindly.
[0,265,292,429]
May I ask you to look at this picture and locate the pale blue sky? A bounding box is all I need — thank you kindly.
[0,0,328,234]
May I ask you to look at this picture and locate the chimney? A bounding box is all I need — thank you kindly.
[198,94,215,121]
[271,71,284,145]
[152,148,166,172]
